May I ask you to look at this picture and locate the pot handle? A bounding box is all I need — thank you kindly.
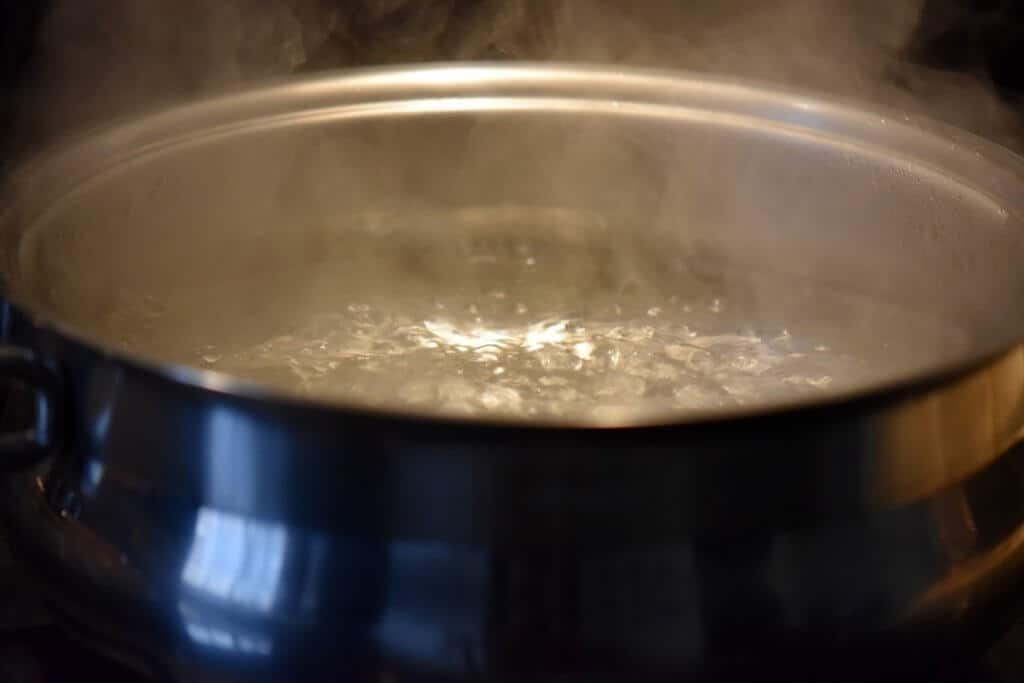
[0,346,61,470]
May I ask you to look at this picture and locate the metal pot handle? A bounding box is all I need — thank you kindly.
[0,346,61,470]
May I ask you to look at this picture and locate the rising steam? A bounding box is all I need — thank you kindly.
[9,0,1023,155]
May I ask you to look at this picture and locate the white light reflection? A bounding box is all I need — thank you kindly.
[205,408,259,510]
[91,406,112,443]
[183,620,273,657]
[85,460,104,490]
[422,318,569,353]
[181,507,287,613]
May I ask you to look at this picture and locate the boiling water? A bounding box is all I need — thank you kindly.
[106,211,969,422]
[192,297,869,421]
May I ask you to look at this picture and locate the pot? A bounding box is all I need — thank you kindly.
[2,64,1024,681]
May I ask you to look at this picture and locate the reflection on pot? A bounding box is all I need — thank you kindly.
[181,507,288,613]
[180,614,274,657]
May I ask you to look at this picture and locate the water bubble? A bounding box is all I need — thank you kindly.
[614,325,655,343]
[573,341,595,361]
[476,349,501,364]
[730,355,759,372]
[722,377,761,398]
[665,344,700,362]
[480,386,522,410]
[536,347,583,371]
[190,288,860,421]
[600,343,623,369]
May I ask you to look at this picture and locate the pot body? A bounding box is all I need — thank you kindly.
[4,319,1024,681]
[2,65,1024,680]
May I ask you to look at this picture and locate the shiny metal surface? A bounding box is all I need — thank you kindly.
[0,343,60,469]
[1,65,1024,680]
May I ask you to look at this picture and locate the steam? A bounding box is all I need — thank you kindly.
[9,0,1022,154]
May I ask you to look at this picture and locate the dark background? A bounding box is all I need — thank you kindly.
[2,0,1024,164]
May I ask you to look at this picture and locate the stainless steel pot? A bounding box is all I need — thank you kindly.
[3,64,1024,681]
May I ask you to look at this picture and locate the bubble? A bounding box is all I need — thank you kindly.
[730,355,759,372]
[722,377,761,398]
[599,343,623,370]
[480,386,522,410]
[536,347,583,371]
[191,291,856,421]
[614,325,655,343]
[573,341,595,360]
